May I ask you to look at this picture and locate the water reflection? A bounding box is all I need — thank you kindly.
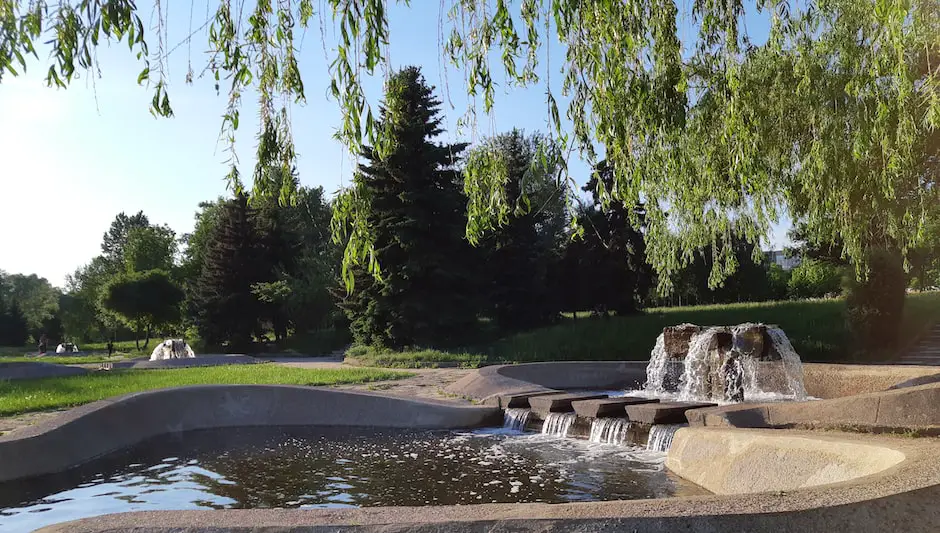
[0,426,706,532]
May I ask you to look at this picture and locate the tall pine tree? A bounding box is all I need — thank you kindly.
[193,194,265,351]
[476,130,567,331]
[340,66,477,349]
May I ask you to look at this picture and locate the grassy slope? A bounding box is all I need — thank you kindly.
[0,364,410,417]
[351,292,940,366]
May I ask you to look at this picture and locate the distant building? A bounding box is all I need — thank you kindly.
[765,250,801,271]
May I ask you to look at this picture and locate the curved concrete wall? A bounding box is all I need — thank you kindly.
[447,362,648,400]
[687,382,940,433]
[802,363,940,399]
[667,428,906,494]
[0,385,501,483]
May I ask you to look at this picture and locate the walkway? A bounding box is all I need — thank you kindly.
[263,356,472,403]
[899,322,940,365]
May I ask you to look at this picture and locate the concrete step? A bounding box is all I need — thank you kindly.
[571,397,659,418]
[625,401,717,425]
[497,390,565,409]
[529,392,609,414]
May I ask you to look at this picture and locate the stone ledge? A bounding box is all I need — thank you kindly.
[571,397,660,418]
[625,401,716,424]
[497,390,565,409]
[528,393,609,414]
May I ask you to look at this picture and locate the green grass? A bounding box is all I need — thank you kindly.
[347,292,940,367]
[0,364,411,417]
[346,346,487,368]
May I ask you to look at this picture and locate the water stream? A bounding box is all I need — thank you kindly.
[588,418,632,445]
[503,409,531,431]
[541,413,576,437]
[646,425,686,453]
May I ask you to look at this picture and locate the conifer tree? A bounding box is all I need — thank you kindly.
[193,194,264,351]
[474,131,567,331]
[339,66,477,349]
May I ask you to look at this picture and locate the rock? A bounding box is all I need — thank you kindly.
[662,324,702,360]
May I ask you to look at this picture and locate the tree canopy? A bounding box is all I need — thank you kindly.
[1,0,937,292]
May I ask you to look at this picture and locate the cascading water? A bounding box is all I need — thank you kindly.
[541,413,576,437]
[643,334,669,394]
[503,409,531,431]
[644,323,808,404]
[589,418,632,445]
[676,329,721,402]
[646,424,686,452]
[767,327,808,400]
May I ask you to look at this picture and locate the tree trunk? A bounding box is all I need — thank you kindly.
[142,326,152,350]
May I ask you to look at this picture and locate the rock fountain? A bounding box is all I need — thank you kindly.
[149,339,196,361]
[645,323,807,403]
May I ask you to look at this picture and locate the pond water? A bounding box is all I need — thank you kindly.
[0,426,707,532]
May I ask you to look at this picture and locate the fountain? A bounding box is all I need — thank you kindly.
[645,323,807,404]
[150,339,196,361]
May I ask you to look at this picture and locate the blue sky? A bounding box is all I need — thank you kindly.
[0,2,789,288]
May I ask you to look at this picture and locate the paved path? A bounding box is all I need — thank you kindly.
[264,357,472,403]
[899,322,940,365]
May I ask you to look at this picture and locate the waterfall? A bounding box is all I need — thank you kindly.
[643,324,808,404]
[589,418,632,445]
[767,327,808,400]
[646,424,686,452]
[541,413,576,437]
[503,409,531,431]
[643,334,669,394]
[677,329,720,402]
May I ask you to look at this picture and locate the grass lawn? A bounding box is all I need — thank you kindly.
[0,364,411,417]
[349,292,940,367]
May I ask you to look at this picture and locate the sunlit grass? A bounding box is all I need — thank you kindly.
[0,364,411,417]
[348,293,940,366]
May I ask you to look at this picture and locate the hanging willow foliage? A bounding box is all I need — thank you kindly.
[1,0,938,291]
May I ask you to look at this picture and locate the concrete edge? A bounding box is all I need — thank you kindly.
[687,381,940,432]
[0,385,501,482]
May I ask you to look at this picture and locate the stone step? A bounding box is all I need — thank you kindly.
[529,392,610,414]
[498,390,565,409]
[625,401,717,425]
[571,397,660,418]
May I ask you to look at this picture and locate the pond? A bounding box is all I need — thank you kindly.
[0,426,707,532]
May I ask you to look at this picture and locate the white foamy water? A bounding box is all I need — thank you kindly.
[503,409,531,432]
[541,413,577,437]
[643,324,809,404]
[589,418,632,445]
[646,424,686,452]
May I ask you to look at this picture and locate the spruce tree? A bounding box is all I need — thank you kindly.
[340,66,477,349]
[477,131,567,331]
[193,194,264,351]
